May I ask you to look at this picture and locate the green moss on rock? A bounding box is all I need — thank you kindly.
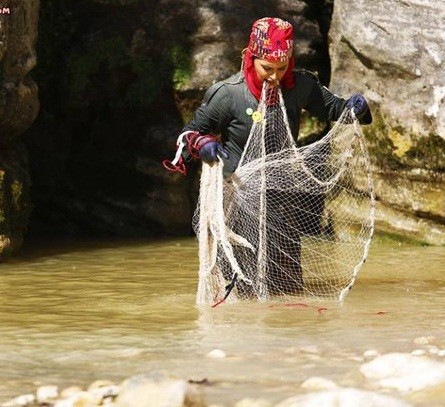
[0,168,31,257]
[170,45,192,91]
[363,111,445,173]
[405,133,445,172]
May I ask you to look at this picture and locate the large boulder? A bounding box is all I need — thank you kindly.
[360,352,445,394]
[0,0,40,257]
[329,0,445,244]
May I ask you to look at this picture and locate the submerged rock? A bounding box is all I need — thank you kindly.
[206,349,227,359]
[36,385,59,403]
[53,392,99,407]
[1,375,208,407]
[274,388,411,406]
[360,352,445,393]
[301,377,338,391]
[0,394,35,407]
[234,398,272,407]
[114,375,206,407]
[363,349,380,359]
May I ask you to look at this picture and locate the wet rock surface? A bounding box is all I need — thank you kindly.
[329,0,445,244]
[1,0,445,256]
[0,0,39,256]
[2,349,445,407]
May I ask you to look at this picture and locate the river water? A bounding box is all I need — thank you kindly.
[0,237,444,405]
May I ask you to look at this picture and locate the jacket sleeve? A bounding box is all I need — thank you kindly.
[182,82,232,135]
[303,73,347,122]
[301,71,372,124]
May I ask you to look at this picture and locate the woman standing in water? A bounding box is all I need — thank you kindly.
[164,16,372,297]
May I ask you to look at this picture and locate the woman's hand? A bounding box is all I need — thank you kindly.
[346,93,369,118]
[199,141,229,163]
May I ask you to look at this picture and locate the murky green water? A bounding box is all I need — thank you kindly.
[0,237,444,405]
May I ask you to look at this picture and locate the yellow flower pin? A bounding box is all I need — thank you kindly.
[252,111,263,122]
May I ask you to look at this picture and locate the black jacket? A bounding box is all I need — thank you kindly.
[183,70,371,175]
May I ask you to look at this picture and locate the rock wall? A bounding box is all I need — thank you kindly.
[0,0,40,256]
[1,0,444,258]
[329,0,445,244]
[21,0,335,241]
[24,0,198,238]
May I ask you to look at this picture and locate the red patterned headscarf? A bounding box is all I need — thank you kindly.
[248,17,294,62]
[243,17,296,100]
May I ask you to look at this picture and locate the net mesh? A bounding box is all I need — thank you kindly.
[193,84,375,305]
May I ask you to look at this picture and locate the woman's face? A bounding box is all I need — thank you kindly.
[253,58,289,87]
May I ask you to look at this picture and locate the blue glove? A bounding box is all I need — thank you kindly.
[185,132,229,163]
[199,141,229,163]
[346,93,369,118]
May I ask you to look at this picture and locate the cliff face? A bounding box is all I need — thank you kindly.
[0,0,39,256]
[20,0,334,241]
[23,0,198,238]
[329,0,445,244]
[1,0,444,258]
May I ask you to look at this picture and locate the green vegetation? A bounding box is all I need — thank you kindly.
[363,111,445,173]
[170,45,192,91]
[0,170,31,239]
[405,133,445,172]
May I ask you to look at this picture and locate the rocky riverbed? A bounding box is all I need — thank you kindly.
[3,340,445,407]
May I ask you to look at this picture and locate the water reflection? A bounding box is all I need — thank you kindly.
[0,237,444,404]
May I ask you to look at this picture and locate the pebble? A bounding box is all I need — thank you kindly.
[360,352,445,393]
[206,349,227,358]
[54,397,79,407]
[411,349,426,356]
[0,394,34,407]
[275,388,411,407]
[301,376,338,391]
[363,349,380,359]
[427,346,439,354]
[299,345,320,354]
[60,386,83,398]
[348,355,364,362]
[414,335,436,345]
[88,382,119,399]
[115,376,205,407]
[234,398,272,407]
[54,391,100,407]
[36,385,59,403]
[87,380,116,391]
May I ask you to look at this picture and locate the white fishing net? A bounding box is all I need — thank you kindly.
[194,84,375,305]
